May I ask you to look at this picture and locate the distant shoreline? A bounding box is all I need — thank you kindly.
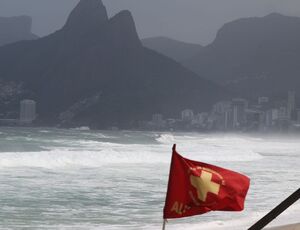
[2,125,300,136]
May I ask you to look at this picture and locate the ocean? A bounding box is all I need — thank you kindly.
[0,127,299,229]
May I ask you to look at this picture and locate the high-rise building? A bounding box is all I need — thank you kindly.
[212,101,232,130]
[278,106,288,120]
[232,98,248,129]
[212,101,231,114]
[192,113,208,125]
[258,97,269,105]
[20,99,36,123]
[287,91,296,120]
[181,109,194,122]
[152,114,163,123]
[151,113,165,128]
[265,109,279,127]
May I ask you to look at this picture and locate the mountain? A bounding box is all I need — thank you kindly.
[0,16,38,47]
[0,0,230,128]
[142,36,203,62]
[183,13,300,97]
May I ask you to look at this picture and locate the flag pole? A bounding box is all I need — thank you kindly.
[162,145,174,230]
[162,219,167,230]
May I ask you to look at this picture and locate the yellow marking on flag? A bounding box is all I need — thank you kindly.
[190,170,220,202]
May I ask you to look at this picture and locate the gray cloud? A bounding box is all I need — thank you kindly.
[1,0,300,44]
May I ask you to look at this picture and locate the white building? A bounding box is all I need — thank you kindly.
[232,98,248,129]
[212,101,231,114]
[212,101,232,130]
[287,91,296,120]
[20,99,36,123]
[278,106,288,120]
[192,112,208,125]
[266,109,279,127]
[181,109,194,122]
[258,97,269,105]
[152,114,163,123]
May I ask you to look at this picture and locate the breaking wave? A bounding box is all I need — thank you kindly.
[0,131,267,169]
[0,144,262,169]
[0,148,166,169]
[155,134,175,144]
[71,126,90,131]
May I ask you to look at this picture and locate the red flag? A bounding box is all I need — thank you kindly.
[163,145,250,219]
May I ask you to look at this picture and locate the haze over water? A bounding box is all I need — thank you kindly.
[0,127,299,229]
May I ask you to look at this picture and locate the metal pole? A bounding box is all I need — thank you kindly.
[162,219,167,230]
[248,188,300,230]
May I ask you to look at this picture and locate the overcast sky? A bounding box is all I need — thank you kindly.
[1,0,300,45]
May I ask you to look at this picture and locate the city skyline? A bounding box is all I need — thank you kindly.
[145,91,300,132]
[1,0,300,130]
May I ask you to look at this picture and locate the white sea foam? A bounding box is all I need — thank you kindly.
[1,130,299,229]
[170,213,263,230]
[39,130,51,133]
[155,133,175,144]
[171,201,300,230]
[11,204,300,230]
[0,140,264,169]
[267,201,300,227]
[71,126,91,131]
[155,133,264,162]
[0,149,161,168]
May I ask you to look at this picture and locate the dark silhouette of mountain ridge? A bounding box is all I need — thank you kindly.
[0,0,230,128]
[183,13,300,97]
[142,36,203,62]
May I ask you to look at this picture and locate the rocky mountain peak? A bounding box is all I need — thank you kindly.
[108,10,141,47]
[64,0,108,32]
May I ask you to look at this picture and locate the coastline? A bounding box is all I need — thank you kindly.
[268,223,300,230]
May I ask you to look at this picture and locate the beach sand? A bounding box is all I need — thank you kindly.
[268,223,300,230]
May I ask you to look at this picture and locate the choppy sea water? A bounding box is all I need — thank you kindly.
[0,127,299,230]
